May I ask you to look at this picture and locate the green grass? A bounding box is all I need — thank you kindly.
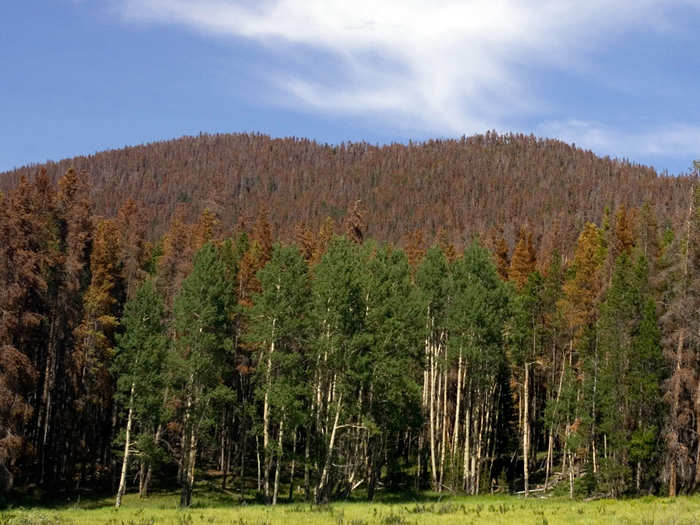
[3,488,700,525]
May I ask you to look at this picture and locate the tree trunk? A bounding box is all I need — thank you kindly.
[316,393,343,503]
[439,367,448,490]
[669,329,684,498]
[138,459,146,498]
[523,361,530,497]
[115,382,135,509]
[180,387,196,508]
[545,431,554,491]
[184,432,197,506]
[693,377,700,488]
[256,436,262,492]
[262,327,276,502]
[272,413,285,505]
[304,425,311,501]
[289,428,297,502]
[38,314,58,486]
[568,451,574,499]
[451,349,463,487]
[428,337,438,490]
[463,396,471,493]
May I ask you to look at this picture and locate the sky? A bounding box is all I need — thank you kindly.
[2,0,699,175]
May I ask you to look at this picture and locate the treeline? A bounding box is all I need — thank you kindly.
[1,168,700,507]
[1,132,693,256]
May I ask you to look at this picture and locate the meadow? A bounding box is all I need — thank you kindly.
[3,488,700,525]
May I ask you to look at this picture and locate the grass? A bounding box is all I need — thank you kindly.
[2,487,700,525]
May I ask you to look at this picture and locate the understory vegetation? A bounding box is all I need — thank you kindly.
[3,486,700,525]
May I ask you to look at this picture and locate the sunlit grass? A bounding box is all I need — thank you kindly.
[3,488,700,524]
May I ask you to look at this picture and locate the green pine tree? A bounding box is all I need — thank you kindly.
[112,279,166,507]
[170,243,235,507]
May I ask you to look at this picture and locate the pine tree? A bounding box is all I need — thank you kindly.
[486,225,510,280]
[508,270,546,495]
[73,219,125,482]
[416,245,451,491]
[308,236,366,502]
[38,168,93,488]
[361,245,422,498]
[113,279,166,507]
[509,227,536,290]
[247,243,311,504]
[448,241,510,494]
[345,200,367,244]
[660,184,700,496]
[170,243,235,507]
[597,253,664,495]
[557,222,606,497]
[116,198,148,299]
[0,175,53,492]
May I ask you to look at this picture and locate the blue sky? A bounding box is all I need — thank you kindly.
[2,1,699,175]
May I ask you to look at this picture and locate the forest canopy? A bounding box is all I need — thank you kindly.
[1,135,700,507]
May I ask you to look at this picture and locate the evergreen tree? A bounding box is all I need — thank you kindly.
[170,243,235,507]
[74,219,125,484]
[597,253,664,495]
[557,222,606,497]
[361,245,422,497]
[448,240,510,494]
[112,279,166,507]
[509,227,536,290]
[508,270,546,495]
[247,243,311,504]
[308,237,366,502]
[0,175,53,492]
[416,245,451,491]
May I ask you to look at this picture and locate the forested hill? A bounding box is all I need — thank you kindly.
[1,132,693,256]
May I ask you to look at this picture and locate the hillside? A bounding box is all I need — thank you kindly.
[4,131,700,502]
[0,131,694,256]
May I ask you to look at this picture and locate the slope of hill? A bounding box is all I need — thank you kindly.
[1,131,693,256]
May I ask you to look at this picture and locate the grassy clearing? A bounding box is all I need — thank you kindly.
[2,489,700,525]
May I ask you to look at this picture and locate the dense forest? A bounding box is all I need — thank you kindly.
[0,132,694,255]
[2,135,700,508]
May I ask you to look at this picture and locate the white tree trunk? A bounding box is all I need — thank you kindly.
[317,393,343,501]
[263,320,276,501]
[272,413,285,505]
[115,382,135,508]
[523,361,530,496]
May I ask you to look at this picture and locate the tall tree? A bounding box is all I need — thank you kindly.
[597,253,665,496]
[416,246,451,491]
[0,175,54,492]
[308,237,366,502]
[113,279,166,507]
[509,227,536,290]
[73,218,125,485]
[557,222,606,497]
[170,243,235,507]
[37,168,93,488]
[448,241,510,494]
[247,243,311,504]
[660,184,700,496]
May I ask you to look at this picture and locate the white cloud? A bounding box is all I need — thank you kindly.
[539,120,700,162]
[116,0,698,155]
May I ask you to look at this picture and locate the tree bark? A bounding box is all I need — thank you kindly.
[289,428,297,502]
[669,329,684,498]
[428,335,438,490]
[451,349,463,477]
[523,361,530,497]
[262,322,276,502]
[115,382,135,509]
[316,393,342,503]
[272,413,285,505]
